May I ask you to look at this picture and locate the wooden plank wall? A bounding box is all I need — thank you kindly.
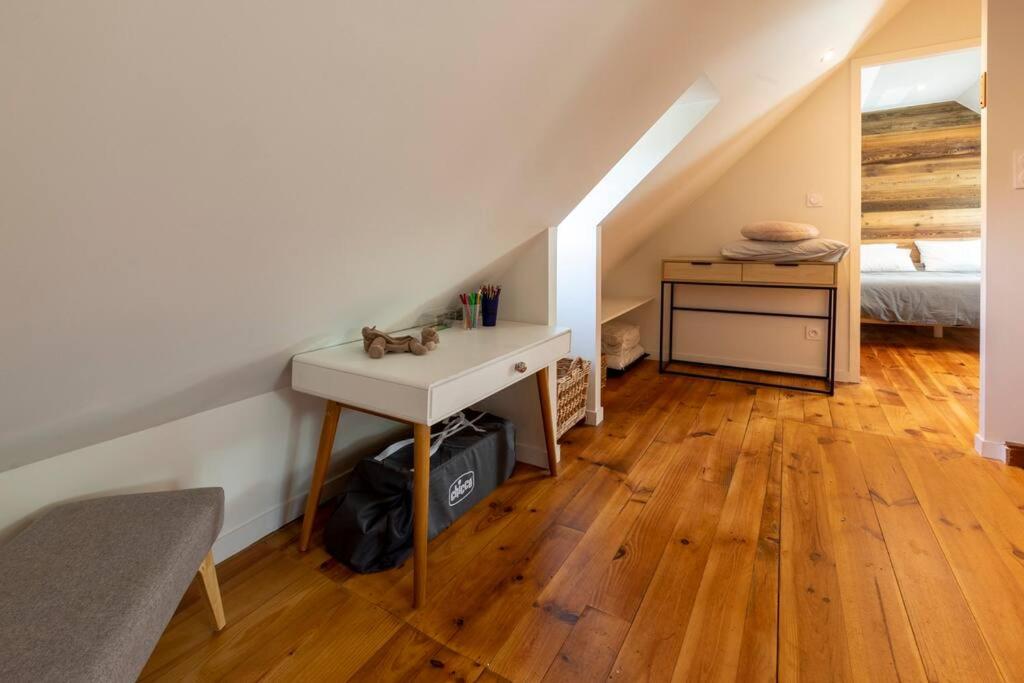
[861,101,981,261]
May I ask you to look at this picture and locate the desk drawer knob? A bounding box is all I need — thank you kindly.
[514,361,527,373]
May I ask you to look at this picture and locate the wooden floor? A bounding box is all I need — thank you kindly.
[144,326,1024,682]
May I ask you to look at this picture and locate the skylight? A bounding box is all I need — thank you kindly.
[554,74,720,423]
[557,74,720,232]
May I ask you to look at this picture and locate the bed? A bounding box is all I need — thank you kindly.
[861,271,980,334]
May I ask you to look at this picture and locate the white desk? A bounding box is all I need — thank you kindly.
[291,322,571,606]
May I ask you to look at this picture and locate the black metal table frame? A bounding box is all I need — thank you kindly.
[658,280,838,396]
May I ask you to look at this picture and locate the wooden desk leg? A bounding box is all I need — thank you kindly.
[412,422,431,607]
[299,400,343,552]
[536,365,559,477]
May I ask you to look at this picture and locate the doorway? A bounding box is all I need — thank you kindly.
[850,42,982,421]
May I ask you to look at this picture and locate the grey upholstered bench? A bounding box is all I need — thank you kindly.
[0,488,226,682]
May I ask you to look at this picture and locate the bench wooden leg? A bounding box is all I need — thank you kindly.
[412,422,430,608]
[536,365,559,477]
[197,550,226,631]
[299,400,343,552]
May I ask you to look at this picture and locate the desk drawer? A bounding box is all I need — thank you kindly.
[742,263,835,286]
[663,261,742,282]
[428,332,571,423]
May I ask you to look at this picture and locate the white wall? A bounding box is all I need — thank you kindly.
[555,78,719,420]
[978,0,1024,459]
[557,224,603,423]
[664,285,832,375]
[0,388,396,558]
[599,0,914,270]
[479,228,561,468]
[604,0,982,381]
[0,0,981,553]
[0,0,716,473]
[0,229,558,554]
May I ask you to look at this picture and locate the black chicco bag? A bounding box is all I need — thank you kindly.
[324,410,515,573]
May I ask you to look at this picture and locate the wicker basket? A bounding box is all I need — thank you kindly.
[556,357,592,440]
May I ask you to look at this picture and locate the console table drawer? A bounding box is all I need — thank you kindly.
[741,263,835,286]
[663,261,742,282]
[428,332,570,423]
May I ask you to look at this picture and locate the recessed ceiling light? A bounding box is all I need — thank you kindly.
[820,48,836,63]
[917,83,928,91]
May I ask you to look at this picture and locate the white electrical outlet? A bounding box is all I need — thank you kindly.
[805,325,822,341]
[1014,150,1024,190]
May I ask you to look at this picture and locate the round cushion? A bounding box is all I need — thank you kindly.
[740,221,819,242]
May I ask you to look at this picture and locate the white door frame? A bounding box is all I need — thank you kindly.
[847,37,981,382]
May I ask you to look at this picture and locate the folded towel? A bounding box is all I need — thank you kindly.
[601,322,641,353]
[605,344,646,371]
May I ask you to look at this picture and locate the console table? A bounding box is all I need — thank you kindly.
[291,322,570,607]
[659,257,838,395]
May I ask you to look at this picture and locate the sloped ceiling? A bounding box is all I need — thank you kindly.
[1,0,905,471]
[601,0,912,271]
[861,48,981,111]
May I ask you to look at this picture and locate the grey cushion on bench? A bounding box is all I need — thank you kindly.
[0,488,224,683]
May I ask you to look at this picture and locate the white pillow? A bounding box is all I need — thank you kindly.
[915,239,981,272]
[860,244,916,272]
[741,221,820,242]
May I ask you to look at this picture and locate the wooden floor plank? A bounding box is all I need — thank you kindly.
[438,523,583,665]
[405,461,597,645]
[541,607,630,682]
[895,438,1024,681]
[895,387,963,446]
[624,440,680,502]
[149,574,382,681]
[487,487,643,680]
[814,425,928,682]
[150,329,1024,683]
[603,378,691,473]
[734,440,782,682]
[935,450,1024,594]
[557,465,627,531]
[342,462,558,610]
[592,391,742,622]
[802,396,833,427]
[652,400,703,446]
[853,430,1003,682]
[607,429,744,681]
[346,624,486,683]
[253,585,402,681]
[826,393,862,432]
[778,420,853,681]
[848,382,896,436]
[142,542,313,678]
[672,416,775,681]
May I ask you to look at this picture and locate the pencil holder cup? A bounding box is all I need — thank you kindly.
[482,294,500,326]
[463,303,481,329]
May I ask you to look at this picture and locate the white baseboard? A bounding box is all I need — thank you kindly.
[656,351,855,385]
[974,434,1006,462]
[836,370,858,383]
[212,468,353,561]
[586,407,604,426]
[672,353,824,378]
